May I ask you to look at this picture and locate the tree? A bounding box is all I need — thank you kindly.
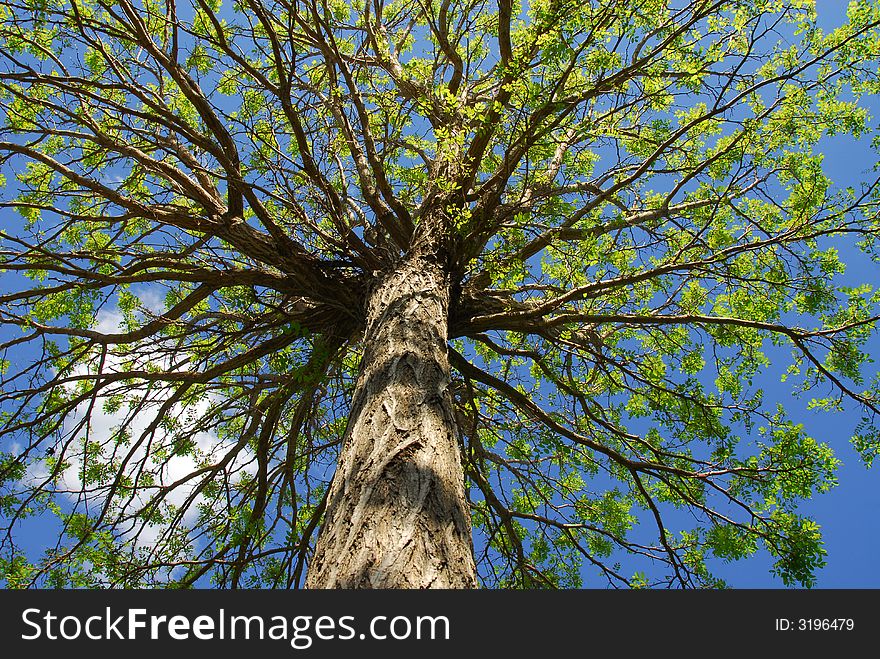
[1,0,879,590]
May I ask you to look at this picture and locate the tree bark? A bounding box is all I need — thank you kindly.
[305,252,478,588]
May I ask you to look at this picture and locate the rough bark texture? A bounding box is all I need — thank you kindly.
[305,253,478,588]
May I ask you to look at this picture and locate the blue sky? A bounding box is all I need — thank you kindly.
[2,1,879,589]
[704,2,880,587]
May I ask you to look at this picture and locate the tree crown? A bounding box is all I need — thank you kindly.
[1,0,880,588]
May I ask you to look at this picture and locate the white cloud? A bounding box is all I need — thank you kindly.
[24,295,257,551]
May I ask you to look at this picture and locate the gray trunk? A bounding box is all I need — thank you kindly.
[305,253,478,588]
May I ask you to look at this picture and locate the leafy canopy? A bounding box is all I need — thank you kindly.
[1,0,880,588]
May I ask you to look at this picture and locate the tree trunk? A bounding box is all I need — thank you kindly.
[305,252,478,588]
